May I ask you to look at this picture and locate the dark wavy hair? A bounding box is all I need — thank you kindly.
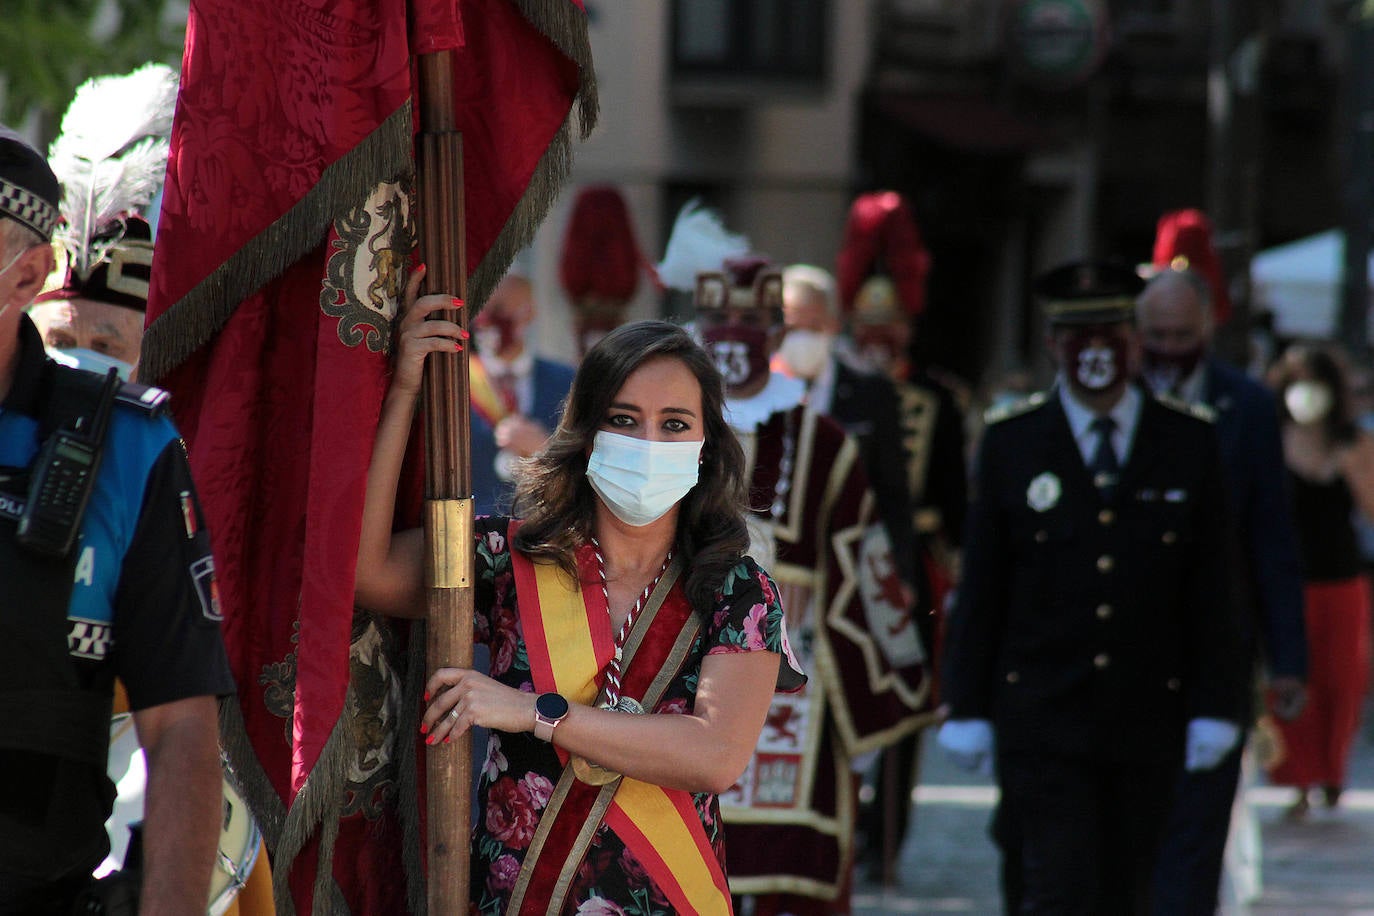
[1270,342,1358,445]
[511,320,750,618]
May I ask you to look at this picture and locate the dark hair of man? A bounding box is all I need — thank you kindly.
[511,319,751,618]
[1274,343,1359,444]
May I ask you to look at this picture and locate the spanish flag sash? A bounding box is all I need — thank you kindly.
[506,522,733,915]
[470,355,514,428]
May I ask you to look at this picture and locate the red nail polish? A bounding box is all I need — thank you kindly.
[454,343,464,351]
[419,723,428,735]
[417,263,427,272]
[451,297,464,308]
[444,736,451,744]
[425,735,435,746]
[424,691,430,701]
[459,328,470,339]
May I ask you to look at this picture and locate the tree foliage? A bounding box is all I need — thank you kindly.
[0,0,184,144]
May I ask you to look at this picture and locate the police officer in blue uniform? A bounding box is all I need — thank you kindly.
[938,261,1248,914]
[0,128,234,914]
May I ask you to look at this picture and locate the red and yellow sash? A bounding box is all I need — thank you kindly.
[470,355,514,428]
[507,521,732,915]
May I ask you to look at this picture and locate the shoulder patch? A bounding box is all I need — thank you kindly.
[984,391,1048,425]
[1156,393,1216,423]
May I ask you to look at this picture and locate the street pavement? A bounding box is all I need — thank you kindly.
[853,709,1374,915]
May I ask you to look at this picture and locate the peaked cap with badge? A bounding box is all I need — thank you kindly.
[1034,259,1144,327]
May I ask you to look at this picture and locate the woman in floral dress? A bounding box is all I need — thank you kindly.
[356,273,805,915]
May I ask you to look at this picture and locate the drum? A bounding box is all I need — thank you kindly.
[101,713,262,915]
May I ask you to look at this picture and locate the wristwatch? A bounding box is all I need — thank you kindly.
[532,692,570,742]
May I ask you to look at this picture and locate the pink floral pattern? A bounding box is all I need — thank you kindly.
[468,517,804,915]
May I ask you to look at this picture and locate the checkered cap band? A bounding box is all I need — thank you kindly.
[0,177,59,239]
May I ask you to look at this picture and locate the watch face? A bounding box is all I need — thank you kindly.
[536,692,569,720]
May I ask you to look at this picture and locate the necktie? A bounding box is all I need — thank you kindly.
[1089,416,1119,502]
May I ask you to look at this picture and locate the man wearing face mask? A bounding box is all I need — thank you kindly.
[1137,265,1307,916]
[469,269,576,514]
[27,216,154,382]
[940,260,1247,914]
[691,254,933,916]
[780,259,952,884]
[778,263,921,608]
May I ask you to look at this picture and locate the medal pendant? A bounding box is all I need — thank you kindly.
[571,755,622,786]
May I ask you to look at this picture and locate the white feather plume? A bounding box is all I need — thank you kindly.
[655,199,750,293]
[47,62,179,280]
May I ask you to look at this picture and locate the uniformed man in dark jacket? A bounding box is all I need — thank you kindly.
[938,261,1248,914]
[0,127,234,913]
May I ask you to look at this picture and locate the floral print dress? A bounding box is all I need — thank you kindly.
[469,517,806,915]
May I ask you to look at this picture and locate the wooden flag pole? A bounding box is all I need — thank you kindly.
[415,49,474,913]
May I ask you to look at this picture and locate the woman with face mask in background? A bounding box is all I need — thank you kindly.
[1266,344,1374,818]
[355,269,805,914]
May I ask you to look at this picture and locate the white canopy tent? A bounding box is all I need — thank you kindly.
[1250,230,1374,339]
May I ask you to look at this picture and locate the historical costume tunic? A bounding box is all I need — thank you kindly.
[721,403,933,905]
[468,517,805,915]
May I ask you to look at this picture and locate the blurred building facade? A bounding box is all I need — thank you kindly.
[524,0,1350,386]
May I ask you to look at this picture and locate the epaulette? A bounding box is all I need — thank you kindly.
[113,379,171,417]
[983,390,1048,425]
[1155,392,1216,423]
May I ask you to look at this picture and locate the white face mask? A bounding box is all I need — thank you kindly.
[777,329,833,381]
[585,430,703,527]
[1285,379,1333,426]
[49,347,134,381]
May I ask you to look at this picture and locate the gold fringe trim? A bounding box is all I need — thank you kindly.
[141,103,415,384]
[268,700,356,916]
[511,0,600,142]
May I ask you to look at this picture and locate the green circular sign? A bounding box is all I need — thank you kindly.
[1011,0,1106,86]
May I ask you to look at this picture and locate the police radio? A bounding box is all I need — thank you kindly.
[17,368,120,558]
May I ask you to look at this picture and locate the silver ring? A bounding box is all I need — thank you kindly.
[449,707,460,720]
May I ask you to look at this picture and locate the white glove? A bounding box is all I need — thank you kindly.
[1185,718,1241,772]
[937,719,995,776]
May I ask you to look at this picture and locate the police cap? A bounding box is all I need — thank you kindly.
[0,126,60,241]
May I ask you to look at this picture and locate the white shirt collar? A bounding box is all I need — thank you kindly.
[725,373,807,433]
[1058,380,1143,466]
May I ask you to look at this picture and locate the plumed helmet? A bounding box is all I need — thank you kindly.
[1151,208,1232,325]
[38,62,178,312]
[559,185,646,308]
[836,191,931,324]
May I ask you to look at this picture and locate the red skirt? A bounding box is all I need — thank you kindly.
[1267,576,1372,788]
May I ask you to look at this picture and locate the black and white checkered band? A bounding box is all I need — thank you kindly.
[0,177,58,239]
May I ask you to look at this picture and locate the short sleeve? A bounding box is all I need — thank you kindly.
[113,439,235,710]
[704,557,807,692]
